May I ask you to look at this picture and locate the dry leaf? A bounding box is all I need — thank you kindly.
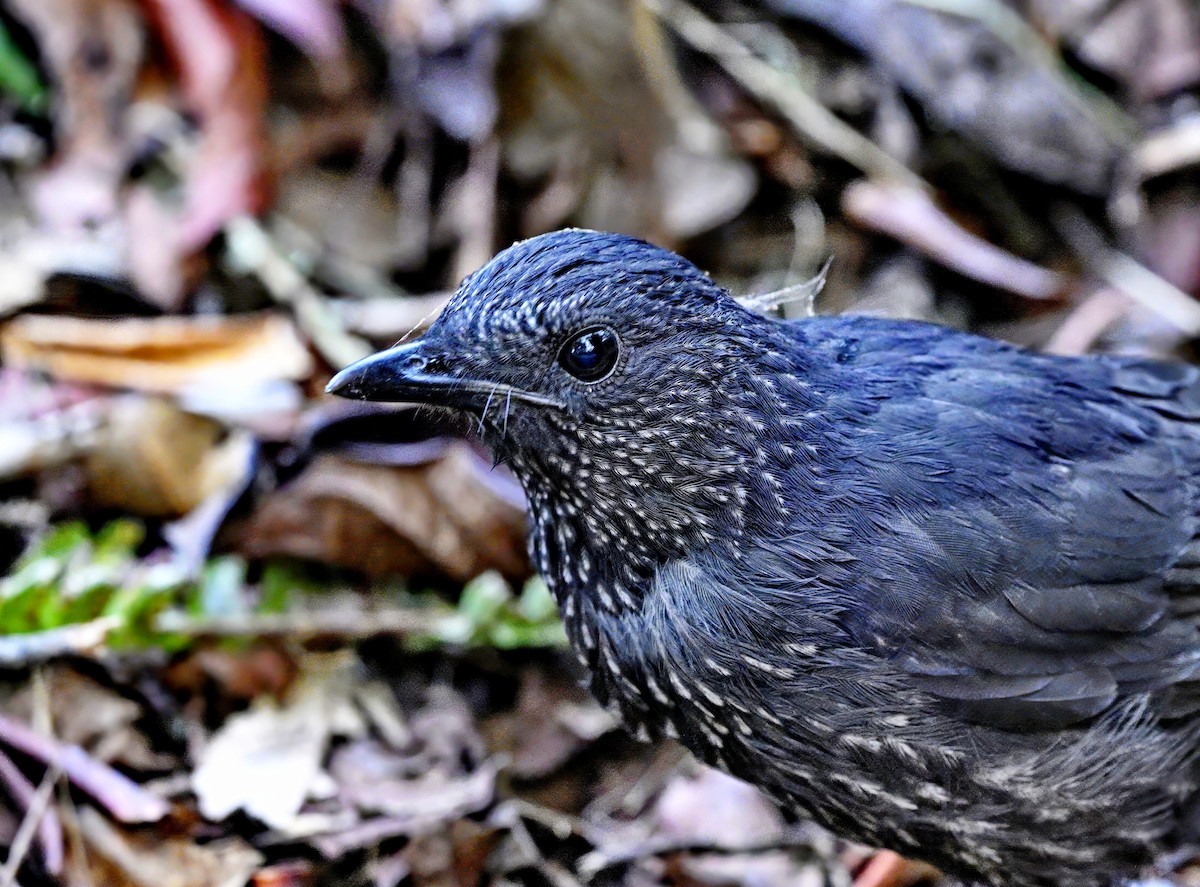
[80,805,263,887]
[330,741,496,821]
[8,0,143,232]
[234,449,528,580]
[0,313,312,394]
[769,0,1127,193]
[140,0,270,249]
[192,652,364,831]
[85,396,255,517]
[6,666,174,771]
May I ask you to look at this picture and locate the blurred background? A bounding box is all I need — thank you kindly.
[0,0,1198,884]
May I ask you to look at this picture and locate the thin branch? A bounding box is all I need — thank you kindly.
[642,0,926,190]
[0,761,61,887]
[153,607,445,640]
[0,715,168,824]
[224,215,374,370]
[844,180,1068,300]
[1053,206,1200,338]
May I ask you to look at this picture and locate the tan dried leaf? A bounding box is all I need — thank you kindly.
[85,396,254,517]
[80,806,262,887]
[234,449,528,581]
[0,313,312,394]
[192,652,365,831]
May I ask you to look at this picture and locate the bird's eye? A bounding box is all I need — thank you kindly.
[558,327,620,382]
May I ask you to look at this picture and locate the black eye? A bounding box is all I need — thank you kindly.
[558,327,620,382]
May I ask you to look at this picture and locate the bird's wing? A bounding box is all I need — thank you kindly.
[819,330,1200,731]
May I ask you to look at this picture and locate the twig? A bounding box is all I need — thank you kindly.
[1043,289,1131,356]
[270,215,412,303]
[0,750,62,875]
[740,257,831,317]
[578,828,821,881]
[1136,117,1200,180]
[642,0,926,190]
[1053,206,1200,338]
[844,180,1068,300]
[0,760,61,887]
[0,617,121,667]
[154,607,446,640]
[224,215,373,370]
[0,715,168,824]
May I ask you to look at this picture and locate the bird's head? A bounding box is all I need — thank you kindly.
[328,230,806,603]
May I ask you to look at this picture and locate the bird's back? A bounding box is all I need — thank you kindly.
[595,315,1200,887]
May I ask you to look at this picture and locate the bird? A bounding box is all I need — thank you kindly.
[328,229,1200,887]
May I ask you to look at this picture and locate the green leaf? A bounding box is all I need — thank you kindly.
[191,557,247,617]
[517,576,557,623]
[457,571,511,632]
[257,561,305,614]
[0,20,46,113]
[92,518,144,563]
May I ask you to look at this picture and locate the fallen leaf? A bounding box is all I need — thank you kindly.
[6,666,174,771]
[500,0,671,236]
[79,805,263,887]
[1076,0,1200,100]
[127,0,270,308]
[8,0,143,231]
[330,740,497,820]
[140,0,270,249]
[85,396,255,517]
[769,0,1129,193]
[233,0,346,63]
[377,0,542,140]
[656,143,757,239]
[500,669,617,780]
[252,859,317,887]
[233,449,528,581]
[0,312,312,394]
[192,651,364,831]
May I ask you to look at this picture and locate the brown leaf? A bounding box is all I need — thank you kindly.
[79,805,263,887]
[0,313,312,394]
[1076,0,1200,101]
[163,647,298,710]
[252,859,317,887]
[8,0,144,231]
[500,0,671,237]
[6,666,173,772]
[330,741,496,820]
[233,0,346,63]
[233,449,528,581]
[84,396,255,517]
[769,0,1127,193]
[192,652,365,831]
[127,0,270,308]
[140,0,270,249]
[499,669,617,780]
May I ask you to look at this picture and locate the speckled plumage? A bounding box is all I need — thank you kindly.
[329,230,1200,887]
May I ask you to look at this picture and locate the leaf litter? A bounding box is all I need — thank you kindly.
[1,0,1200,884]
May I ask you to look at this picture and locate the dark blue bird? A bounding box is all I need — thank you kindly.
[328,229,1200,887]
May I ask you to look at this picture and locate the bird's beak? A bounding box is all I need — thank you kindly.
[326,340,564,411]
[326,340,471,406]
